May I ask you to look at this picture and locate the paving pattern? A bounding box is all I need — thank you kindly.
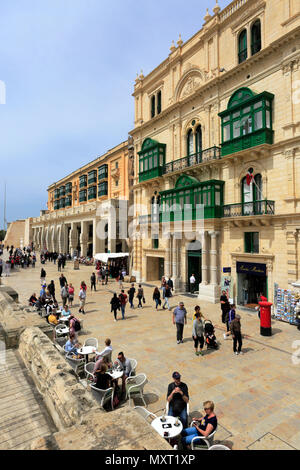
[0,350,56,450]
[1,256,300,450]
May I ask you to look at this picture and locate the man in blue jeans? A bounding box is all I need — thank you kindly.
[173,302,187,344]
[167,372,189,428]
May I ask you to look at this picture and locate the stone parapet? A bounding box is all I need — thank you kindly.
[18,327,96,430]
[0,291,52,348]
[28,406,171,450]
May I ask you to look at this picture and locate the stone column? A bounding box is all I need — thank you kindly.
[80,221,88,257]
[209,231,219,285]
[201,231,209,285]
[165,234,171,279]
[93,217,105,256]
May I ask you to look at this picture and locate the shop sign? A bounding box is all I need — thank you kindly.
[223,267,231,273]
[236,262,266,277]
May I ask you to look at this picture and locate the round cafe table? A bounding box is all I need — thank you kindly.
[77,346,97,363]
[151,416,183,439]
[107,370,123,380]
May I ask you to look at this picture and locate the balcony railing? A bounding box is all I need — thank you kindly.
[223,200,275,218]
[163,146,221,175]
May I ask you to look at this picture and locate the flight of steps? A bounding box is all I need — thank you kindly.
[0,349,56,450]
[3,220,26,248]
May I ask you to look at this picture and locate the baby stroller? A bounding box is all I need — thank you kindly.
[204,320,218,350]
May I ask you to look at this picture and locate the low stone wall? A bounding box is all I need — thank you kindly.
[29,406,171,450]
[0,291,52,348]
[18,327,96,431]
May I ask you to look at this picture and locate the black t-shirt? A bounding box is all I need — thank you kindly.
[167,382,189,414]
[197,414,218,433]
[220,295,229,312]
[95,372,111,390]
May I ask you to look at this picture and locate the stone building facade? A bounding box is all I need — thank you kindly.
[31,140,134,257]
[130,0,300,305]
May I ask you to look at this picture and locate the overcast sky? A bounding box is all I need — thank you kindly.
[0,0,230,226]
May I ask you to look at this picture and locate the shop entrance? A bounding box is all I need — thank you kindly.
[237,261,267,308]
[187,245,202,292]
[146,257,164,282]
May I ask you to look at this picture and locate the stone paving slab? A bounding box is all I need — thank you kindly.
[1,258,300,450]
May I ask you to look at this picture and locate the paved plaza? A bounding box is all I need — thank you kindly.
[2,257,300,450]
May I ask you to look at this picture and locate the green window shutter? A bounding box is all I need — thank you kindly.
[151,95,155,118]
[251,20,261,55]
[157,91,161,115]
[238,30,247,63]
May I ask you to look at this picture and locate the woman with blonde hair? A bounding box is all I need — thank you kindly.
[181,401,217,447]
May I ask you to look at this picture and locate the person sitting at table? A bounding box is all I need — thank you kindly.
[48,309,59,326]
[96,338,112,362]
[62,304,71,317]
[167,372,189,428]
[69,314,81,340]
[65,334,82,357]
[114,352,132,396]
[181,401,217,448]
[94,363,112,390]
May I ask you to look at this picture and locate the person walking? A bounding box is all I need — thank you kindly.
[220,290,230,324]
[136,284,144,309]
[128,284,136,309]
[0,258,3,278]
[224,304,236,339]
[162,284,172,310]
[48,280,56,301]
[40,268,46,285]
[153,287,161,310]
[190,274,196,294]
[79,286,86,315]
[61,284,69,308]
[68,283,74,307]
[59,274,67,289]
[192,312,205,356]
[91,272,96,291]
[230,314,243,355]
[110,293,121,322]
[119,290,128,320]
[173,302,187,344]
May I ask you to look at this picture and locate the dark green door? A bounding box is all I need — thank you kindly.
[188,251,202,291]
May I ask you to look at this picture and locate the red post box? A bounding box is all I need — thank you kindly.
[259,300,272,336]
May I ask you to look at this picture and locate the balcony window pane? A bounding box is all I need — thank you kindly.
[223,124,230,142]
[215,191,220,206]
[233,120,240,138]
[233,111,240,118]
[254,101,262,109]
[266,110,271,128]
[254,110,263,130]
[241,115,252,135]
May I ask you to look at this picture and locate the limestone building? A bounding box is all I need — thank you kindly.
[130,0,300,305]
[31,140,134,257]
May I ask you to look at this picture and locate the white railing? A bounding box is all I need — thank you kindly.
[220,0,248,22]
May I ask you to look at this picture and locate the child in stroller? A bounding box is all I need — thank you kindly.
[204,320,218,349]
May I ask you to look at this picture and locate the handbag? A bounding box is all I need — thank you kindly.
[143,297,146,304]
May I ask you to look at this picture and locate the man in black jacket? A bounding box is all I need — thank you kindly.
[167,372,189,428]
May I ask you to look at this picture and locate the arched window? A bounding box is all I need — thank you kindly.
[157,91,162,114]
[195,125,202,156]
[241,173,262,215]
[187,129,194,156]
[151,95,156,118]
[251,20,261,55]
[238,29,247,64]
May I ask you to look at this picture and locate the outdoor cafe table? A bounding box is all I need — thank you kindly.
[107,369,123,380]
[58,315,71,324]
[151,416,183,439]
[77,346,97,363]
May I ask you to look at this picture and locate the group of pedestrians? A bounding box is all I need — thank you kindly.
[220,290,243,355]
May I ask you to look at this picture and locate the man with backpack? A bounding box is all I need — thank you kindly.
[119,290,128,320]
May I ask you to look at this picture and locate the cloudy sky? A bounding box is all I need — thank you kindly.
[0,0,230,225]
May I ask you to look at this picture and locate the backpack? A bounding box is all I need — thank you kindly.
[74,319,81,332]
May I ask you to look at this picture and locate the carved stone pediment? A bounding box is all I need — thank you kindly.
[181,76,202,99]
